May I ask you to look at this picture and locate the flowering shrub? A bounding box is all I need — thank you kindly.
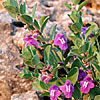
[3,0,100,99]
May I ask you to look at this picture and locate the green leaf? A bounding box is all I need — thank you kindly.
[50,50,57,62]
[64,3,72,10]
[71,58,86,70]
[71,23,82,33]
[73,83,81,100]
[37,63,43,69]
[32,55,40,65]
[56,50,63,61]
[49,52,55,65]
[20,53,32,60]
[85,25,95,39]
[4,5,18,14]
[70,11,78,22]
[65,56,73,65]
[37,35,45,42]
[23,67,29,74]
[34,19,40,30]
[20,14,33,24]
[28,25,35,30]
[77,12,83,26]
[29,46,36,57]
[44,45,51,64]
[18,73,24,78]
[32,79,44,91]
[41,44,51,48]
[80,41,89,53]
[69,33,77,43]
[39,16,47,26]
[91,60,100,73]
[41,92,50,97]
[20,2,26,14]
[67,67,79,85]
[32,3,37,18]
[20,47,32,60]
[22,48,28,53]
[52,48,62,62]
[8,12,17,18]
[24,74,33,80]
[89,46,93,57]
[2,1,10,7]
[72,0,80,5]
[96,72,100,80]
[25,60,33,66]
[75,38,82,47]
[96,52,100,62]
[92,46,97,52]
[10,0,18,7]
[70,48,81,57]
[89,87,100,99]
[34,68,39,78]
[40,81,47,90]
[94,95,100,100]
[78,0,88,11]
[89,22,98,30]
[41,16,49,33]
[50,24,57,40]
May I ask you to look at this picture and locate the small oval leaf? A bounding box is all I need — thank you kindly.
[67,67,79,85]
[4,5,18,14]
[78,0,88,11]
[20,14,33,24]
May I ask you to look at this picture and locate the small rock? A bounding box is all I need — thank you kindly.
[11,91,38,100]
[0,81,11,100]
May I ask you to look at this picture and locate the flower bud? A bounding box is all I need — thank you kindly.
[85,52,87,56]
[41,76,47,81]
[32,33,38,38]
[33,29,39,34]
[48,74,53,78]
[24,24,29,29]
[50,40,54,44]
[16,16,20,20]
[81,53,85,57]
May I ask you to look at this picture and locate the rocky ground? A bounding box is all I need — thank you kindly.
[0,0,100,100]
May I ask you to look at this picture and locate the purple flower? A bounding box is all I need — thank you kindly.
[32,33,38,38]
[54,33,68,50]
[73,55,77,58]
[80,76,94,94]
[49,85,61,100]
[59,80,74,98]
[81,27,94,38]
[88,33,94,39]
[41,75,52,84]
[23,34,32,41]
[44,77,52,84]
[41,76,47,81]
[23,34,39,48]
[81,27,87,35]
[68,22,72,25]
[78,69,87,81]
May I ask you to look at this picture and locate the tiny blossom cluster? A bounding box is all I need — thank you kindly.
[40,65,53,84]
[81,27,93,38]
[23,33,39,48]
